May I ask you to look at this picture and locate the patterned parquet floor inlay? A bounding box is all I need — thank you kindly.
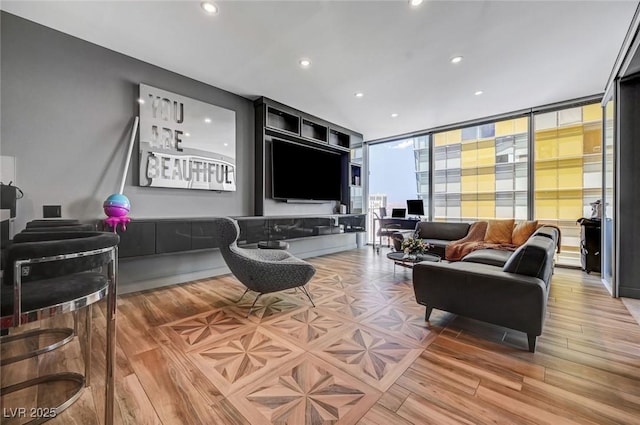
[263,308,351,349]
[7,248,640,425]
[187,325,304,396]
[313,324,423,392]
[161,308,248,352]
[228,355,380,425]
[361,303,436,347]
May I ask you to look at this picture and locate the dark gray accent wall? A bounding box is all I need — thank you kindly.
[0,12,363,292]
[1,12,254,231]
[617,74,640,298]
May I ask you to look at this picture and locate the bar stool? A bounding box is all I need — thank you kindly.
[1,230,119,424]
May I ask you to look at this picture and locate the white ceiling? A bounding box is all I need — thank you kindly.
[2,0,638,141]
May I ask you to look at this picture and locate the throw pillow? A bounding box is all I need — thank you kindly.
[484,219,515,244]
[512,220,539,246]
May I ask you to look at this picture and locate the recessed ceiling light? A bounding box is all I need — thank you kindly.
[137,98,145,104]
[299,59,311,68]
[224,143,229,146]
[201,2,218,15]
[475,90,484,96]
[185,132,191,137]
[450,56,463,64]
[391,113,399,118]
[355,92,364,98]
[409,0,424,6]
[204,118,212,123]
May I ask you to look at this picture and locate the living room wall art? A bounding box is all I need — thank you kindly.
[138,84,236,191]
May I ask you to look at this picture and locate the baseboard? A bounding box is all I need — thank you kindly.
[619,286,640,299]
[294,242,358,259]
[119,264,231,295]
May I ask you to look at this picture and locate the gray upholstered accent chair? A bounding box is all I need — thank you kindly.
[212,217,316,316]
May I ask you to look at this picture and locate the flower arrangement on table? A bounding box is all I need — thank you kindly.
[400,237,431,258]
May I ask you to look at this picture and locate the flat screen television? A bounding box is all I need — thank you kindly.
[407,199,425,216]
[271,139,343,201]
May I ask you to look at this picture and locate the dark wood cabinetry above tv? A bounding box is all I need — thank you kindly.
[254,97,364,215]
[266,106,299,134]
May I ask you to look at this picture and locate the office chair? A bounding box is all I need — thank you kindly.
[373,207,401,254]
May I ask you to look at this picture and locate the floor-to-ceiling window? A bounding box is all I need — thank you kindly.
[533,103,602,266]
[365,99,603,268]
[433,117,529,222]
[413,135,430,213]
[367,135,429,243]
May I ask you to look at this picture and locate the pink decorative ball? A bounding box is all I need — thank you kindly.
[103,193,131,218]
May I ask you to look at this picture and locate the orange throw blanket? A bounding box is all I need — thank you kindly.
[445,221,562,261]
[445,221,490,261]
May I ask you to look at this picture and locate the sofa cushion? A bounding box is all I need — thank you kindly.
[503,235,556,283]
[512,220,538,246]
[462,249,513,267]
[415,222,470,241]
[485,219,515,244]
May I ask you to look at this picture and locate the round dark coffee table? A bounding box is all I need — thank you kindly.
[386,251,440,274]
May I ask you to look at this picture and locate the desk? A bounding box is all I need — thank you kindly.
[373,218,420,252]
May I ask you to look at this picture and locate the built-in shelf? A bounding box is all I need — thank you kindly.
[301,119,328,143]
[255,97,364,215]
[329,129,350,149]
[350,163,362,187]
[266,106,299,134]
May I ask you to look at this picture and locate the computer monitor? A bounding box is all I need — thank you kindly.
[391,208,406,218]
[407,199,425,217]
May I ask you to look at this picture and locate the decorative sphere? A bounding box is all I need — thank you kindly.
[103,193,131,218]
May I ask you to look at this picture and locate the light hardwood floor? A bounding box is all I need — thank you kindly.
[2,248,640,424]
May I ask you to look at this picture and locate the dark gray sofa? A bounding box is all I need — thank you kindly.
[393,221,471,258]
[412,226,559,352]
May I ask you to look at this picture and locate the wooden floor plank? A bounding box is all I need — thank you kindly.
[396,394,475,425]
[433,334,546,380]
[544,368,640,413]
[396,355,531,424]
[523,376,640,425]
[357,403,414,425]
[128,348,223,424]
[475,385,586,425]
[376,383,411,412]
[421,345,524,391]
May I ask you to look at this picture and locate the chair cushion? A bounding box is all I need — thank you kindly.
[5,232,119,285]
[485,219,515,244]
[512,220,538,246]
[462,249,513,267]
[1,271,108,319]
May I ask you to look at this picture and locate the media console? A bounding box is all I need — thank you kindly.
[108,214,366,259]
